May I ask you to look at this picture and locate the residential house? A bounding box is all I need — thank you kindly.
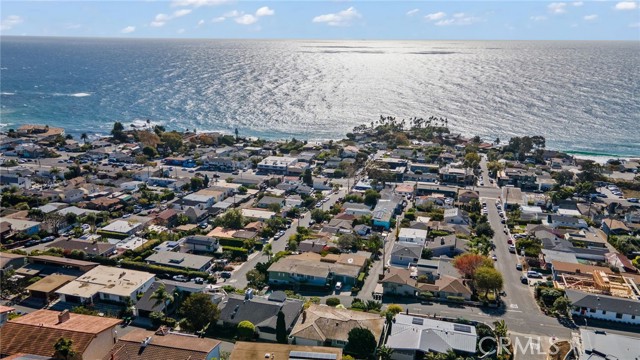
[267,255,361,287]
[546,215,588,230]
[99,220,143,237]
[241,209,275,222]
[0,252,26,274]
[45,239,116,258]
[88,197,121,211]
[230,342,342,360]
[218,292,303,341]
[390,243,423,267]
[425,235,462,257]
[182,235,219,253]
[56,265,155,305]
[155,208,178,227]
[0,309,120,360]
[25,274,77,303]
[501,186,525,210]
[398,228,429,246]
[577,329,640,360]
[0,305,14,326]
[103,328,221,360]
[415,184,458,198]
[256,196,285,209]
[343,202,372,217]
[298,239,328,253]
[566,289,640,325]
[145,252,213,272]
[0,173,32,190]
[381,267,472,301]
[444,208,470,225]
[134,282,177,318]
[386,314,477,360]
[257,156,298,174]
[290,304,385,348]
[564,229,608,248]
[0,218,40,236]
[601,218,630,236]
[457,190,479,205]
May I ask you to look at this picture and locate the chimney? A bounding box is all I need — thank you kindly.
[301,310,307,323]
[155,326,169,336]
[58,310,71,324]
[440,237,445,245]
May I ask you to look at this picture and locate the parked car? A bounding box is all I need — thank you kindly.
[628,198,639,203]
[220,271,232,279]
[520,276,529,284]
[172,275,189,282]
[335,282,342,291]
[527,271,543,279]
[193,277,205,284]
[516,263,523,271]
[508,244,516,253]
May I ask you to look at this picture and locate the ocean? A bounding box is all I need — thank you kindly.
[1,37,639,157]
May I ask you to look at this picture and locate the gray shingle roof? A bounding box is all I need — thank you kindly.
[565,289,640,316]
[219,295,303,334]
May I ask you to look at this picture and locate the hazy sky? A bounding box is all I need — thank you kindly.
[1,1,639,40]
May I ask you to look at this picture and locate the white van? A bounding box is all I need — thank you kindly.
[335,282,342,291]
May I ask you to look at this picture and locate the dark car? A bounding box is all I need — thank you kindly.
[520,275,529,284]
[220,271,232,279]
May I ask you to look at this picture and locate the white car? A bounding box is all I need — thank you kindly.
[335,282,342,291]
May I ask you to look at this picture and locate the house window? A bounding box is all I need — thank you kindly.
[589,308,595,313]
[616,313,623,319]
[601,310,606,315]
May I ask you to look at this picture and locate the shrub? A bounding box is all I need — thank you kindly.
[386,304,403,315]
[325,297,341,307]
[237,321,256,340]
[447,296,465,303]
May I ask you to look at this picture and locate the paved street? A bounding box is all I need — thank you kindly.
[227,186,349,289]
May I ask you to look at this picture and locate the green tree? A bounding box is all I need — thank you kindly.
[303,168,313,186]
[53,337,75,360]
[421,247,433,260]
[552,170,574,186]
[237,320,255,340]
[363,189,381,207]
[219,208,245,230]
[378,345,394,360]
[161,131,184,152]
[326,297,341,306]
[344,328,376,359]
[464,152,481,169]
[310,208,328,223]
[246,269,266,288]
[553,296,572,316]
[203,174,210,188]
[150,284,174,320]
[276,310,288,344]
[111,121,126,142]
[178,293,220,333]
[142,146,157,158]
[336,233,357,250]
[475,266,504,298]
[475,222,494,238]
[190,177,204,191]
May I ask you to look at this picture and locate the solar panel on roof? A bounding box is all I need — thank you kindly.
[412,317,424,325]
[453,324,472,333]
[289,351,337,360]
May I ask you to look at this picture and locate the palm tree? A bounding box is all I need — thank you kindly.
[378,345,394,360]
[80,133,88,144]
[50,167,60,182]
[150,284,174,321]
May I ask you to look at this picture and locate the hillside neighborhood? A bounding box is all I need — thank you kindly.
[1,118,639,360]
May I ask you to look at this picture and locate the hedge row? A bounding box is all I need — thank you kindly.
[119,260,209,279]
[97,230,131,240]
[222,246,249,259]
[219,238,247,248]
